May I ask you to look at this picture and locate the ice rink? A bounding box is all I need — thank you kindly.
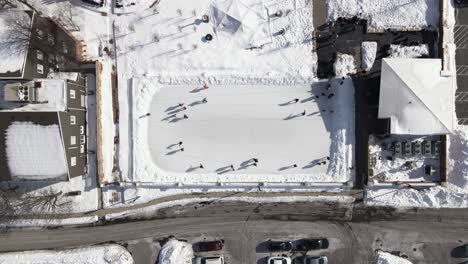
[131,79,355,183]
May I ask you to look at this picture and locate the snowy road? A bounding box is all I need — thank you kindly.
[1,207,468,264]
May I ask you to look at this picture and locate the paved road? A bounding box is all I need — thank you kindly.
[455,6,468,124]
[1,204,468,264]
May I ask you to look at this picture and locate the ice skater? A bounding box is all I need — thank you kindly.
[178,103,185,107]
[183,114,189,119]
[301,110,306,116]
[178,141,183,147]
[290,98,300,104]
[249,158,259,163]
[327,93,335,99]
[203,83,209,89]
[202,97,207,103]
[199,163,204,169]
[139,112,151,118]
[230,164,235,171]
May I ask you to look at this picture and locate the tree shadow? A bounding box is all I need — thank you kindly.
[451,245,468,258]
[255,241,271,253]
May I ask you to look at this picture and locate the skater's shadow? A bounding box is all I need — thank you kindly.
[300,96,316,103]
[283,113,302,120]
[166,149,182,155]
[169,117,185,123]
[237,164,255,171]
[278,165,296,171]
[278,100,298,106]
[216,165,233,174]
[161,114,176,121]
[167,108,186,116]
[166,143,179,149]
[189,99,206,107]
[165,104,181,112]
[302,159,322,169]
[186,166,198,172]
[307,111,320,116]
[190,87,204,93]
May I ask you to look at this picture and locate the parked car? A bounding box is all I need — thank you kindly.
[194,256,224,264]
[81,0,104,7]
[296,239,329,251]
[267,256,291,264]
[268,241,293,252]
[303,256,328,264]
[197,240,224,252]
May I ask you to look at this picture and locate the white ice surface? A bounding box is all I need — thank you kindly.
[0,216,98,228]
[388,44,429,58]
[361,41,377,71]
[5,122,68,179]
[334,54,356,77]
[0,10,31,75]
[158,240,193,264]
[376,251,412,264]
[130,77,354,183]
[327,0,439,32]
[0,244,133,264]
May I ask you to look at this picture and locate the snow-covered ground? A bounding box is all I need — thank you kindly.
[388,44,429,58]
[327,0,439,32]
[375,250,412,264]
[128,77,354,183]
[334,53,356,76]
[0,244,133,264]
[366,126,468,208]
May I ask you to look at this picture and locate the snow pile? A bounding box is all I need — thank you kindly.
[334,54,356,76]
[388,44,429,58]
[0,244,133,264]
[376,251,412,264]
[5,122,68,179]
[366,126,468,208]
[0,10,31,74]
[327,0,439,31]
[158,240,193,264]
[361,42,377,71]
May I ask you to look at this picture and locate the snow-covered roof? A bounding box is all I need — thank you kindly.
[378,58,454,135]
[0,10,32,77]
[5,122,68,180]
[47,72,79,82]
[0,79,67,112]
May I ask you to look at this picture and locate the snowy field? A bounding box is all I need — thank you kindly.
[327,0,439,31]
[128,77,354,183]
[0,244,133,264]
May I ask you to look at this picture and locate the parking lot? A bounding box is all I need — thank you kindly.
[455,6,468,125]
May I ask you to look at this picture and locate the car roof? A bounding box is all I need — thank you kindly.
[204,257,223,264]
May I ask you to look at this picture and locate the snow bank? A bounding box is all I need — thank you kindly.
[327,0,439,31]
[366,126,468,208]
[0,244,133,264]
[388,44,429,58]
[334,54,356,76]
[376,251,412,264]
[361,42,377,71]
[158,240,193,264]
[5,122,68,179]
[0,216,98,228]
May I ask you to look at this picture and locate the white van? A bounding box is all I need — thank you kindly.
[195,256,225,264]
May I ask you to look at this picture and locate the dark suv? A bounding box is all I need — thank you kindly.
[296,239,329,251]
[197,240,224,252]
[268,241,293,252]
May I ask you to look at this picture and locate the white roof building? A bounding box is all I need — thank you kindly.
[378,58,455,135]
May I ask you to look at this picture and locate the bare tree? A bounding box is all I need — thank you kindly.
[0,0,17,9]
[53,3,80,32]
[0,11,33,56]
[0,188,72,217]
